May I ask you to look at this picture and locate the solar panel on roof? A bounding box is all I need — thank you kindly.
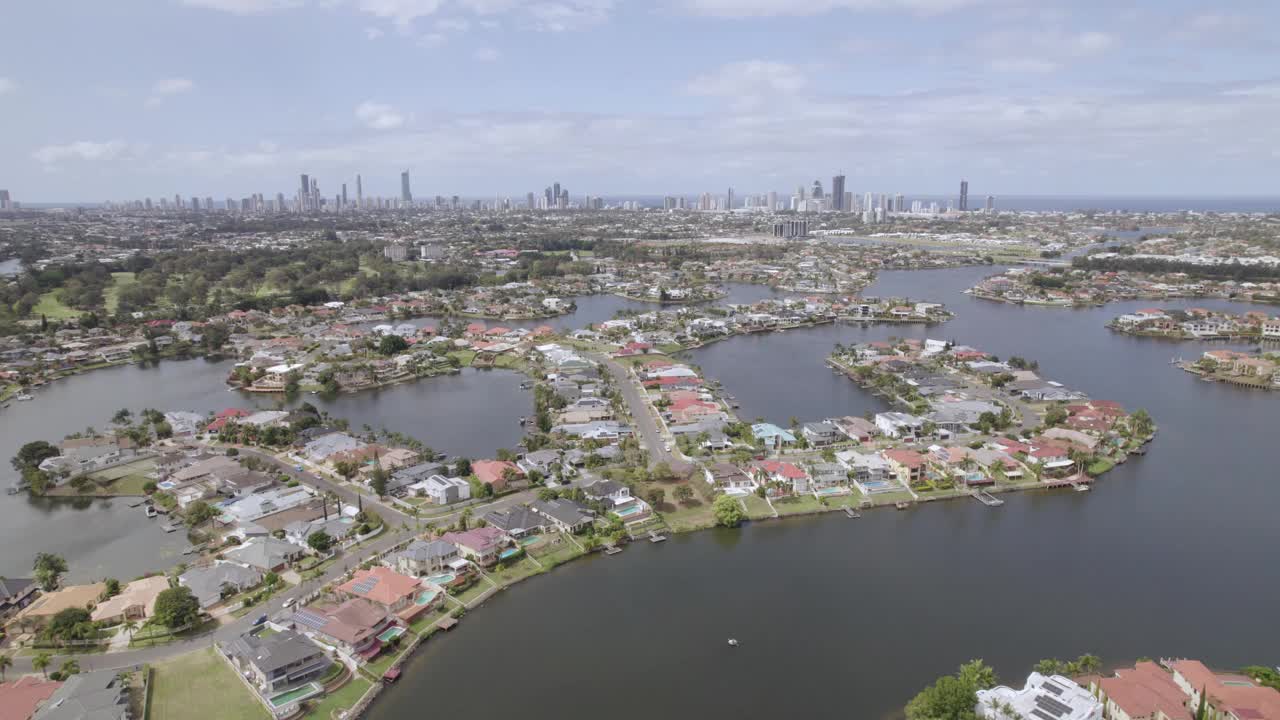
[1035,694,1072,717]
[292,609,328,630]
[1042,681,1065,696]
[351,578,379,594]
[1031,709,1057,720]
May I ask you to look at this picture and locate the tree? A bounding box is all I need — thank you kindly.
[43,607,94,644]
[333,460,358,482]
[1130,408,1154,437]
[646,487,665,510]
[1076,653,1102,674]
[905,659,997,720]
[111,408,133,425]
[454,458,472,476]
[651,462,675,482]
[308,530,334,553]
[33,552,68,591]
[1045,405,1068,427]
[1196,686,1208,720]
[370,466,388,497]
[0,654,11,681]
[153,586,201,629]
[101,578,121,600]
[32,653,51,679]
[673,485,695,504]
[59,659,80,677]
[185,500,217,528]
[12,441,59,473]
[378,334,409,355]
[713,494,744,528]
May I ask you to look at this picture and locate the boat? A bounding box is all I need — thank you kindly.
[15,394,33,402]
[145,505,159,518]
[895,501,911,511]
[843,507,861,518]
[1074,484,1091,492]
[727,638,739,647]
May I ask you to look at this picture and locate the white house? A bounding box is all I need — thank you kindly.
[976,673,1102,720]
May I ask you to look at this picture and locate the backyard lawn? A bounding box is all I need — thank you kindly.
[305,676,371,719]
[151,648,268,720]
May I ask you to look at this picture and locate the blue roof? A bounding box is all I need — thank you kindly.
[751,423,796,442]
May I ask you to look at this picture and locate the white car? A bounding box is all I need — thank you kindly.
[282,597,296,609]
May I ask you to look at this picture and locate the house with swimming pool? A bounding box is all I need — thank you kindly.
[531,498,594,533]
[483,506,550,540]
[583,479,651,522]
[337,567,430,621]
[443,527,508,566]
[290,598,397,663]
[222,628,331,697]
[389,538,460,576]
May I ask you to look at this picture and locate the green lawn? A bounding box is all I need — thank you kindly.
[448,350,477,367]
[771,494,825,515]
[34,292,80,320]
[654,497,715,532]
[151,648,269,720]
[103,272,137,314]
[305,676,371,719]
[486,557,542,586]
[739,494,775,520]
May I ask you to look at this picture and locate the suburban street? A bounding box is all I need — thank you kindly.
[591,352,675,468]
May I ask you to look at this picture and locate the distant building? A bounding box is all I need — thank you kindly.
[400,170,412,204]
[831,174,845,211]
[976,672,1102,720]
[959,179,969,211]
[773,220,808,239]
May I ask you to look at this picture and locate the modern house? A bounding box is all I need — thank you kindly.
[411,475,471,505]
[30,670,130,720]
[703,463,757,494]
[875,412,925,440]
[0,577,38,618]
[976,673,1102,720]
[482,506,550,539]
[290,598,396,662]
[390,539,460,576]
[471,460,523,492]
[882,449,927,486]
[223,629,332,696]
[337,567,423,617]
[801,421,841,446]
[530,498,594,533]
[835,451,897,494]
[225,537,307,573]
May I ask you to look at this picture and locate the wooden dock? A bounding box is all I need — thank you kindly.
[843,507,861,518]
[648,531,667,543]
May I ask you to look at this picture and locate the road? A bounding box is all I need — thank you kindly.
[591,352,675,468]
[5,455,538,675]
[237,447,412,526]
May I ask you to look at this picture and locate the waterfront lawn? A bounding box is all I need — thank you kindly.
[408,606,451,635]
[869,491,916,506]
[528,542,583,570]
[151,648,268,720]
[361,644,407,680]
[487,556,542,586]
[739,494,774,520]
[492,353,527,371]
[654,498,715,532]
[771,494,825,516]
[34,291,80,320]
[305,676,371,720]
[1087,458,1115,476]
[448,350,477,367]
[452,578,494,607]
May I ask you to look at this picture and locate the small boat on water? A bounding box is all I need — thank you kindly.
[727,638,739,647]
[15,394,33,402]
[145,505,159,518]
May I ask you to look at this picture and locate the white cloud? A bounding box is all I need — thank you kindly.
[473,46,502,62]
[355,0,444,28]
[678,0,985,18]
[146,77,195,107]
[181,0,304,13]
[435,17,471,32]
[33,140,134,166]
[355,101,407,129]
[0,77,15,96]
[687,60,808,102]
[526,0,613,31]
[978,29,1114,73]
[417,32,447,47]
[364,26,385,39]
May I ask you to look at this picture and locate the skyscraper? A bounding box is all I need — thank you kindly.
[341,183,347,209]
[767,191,778,211]
[0,190,10,210]
[400,171,412,204]
[831,175,845,211]
[299,174,310,210]
[959,179,969,211]
[727,187,734,210]
[356,174,363,209]
[812,180,823,200]
[985,195,995,212]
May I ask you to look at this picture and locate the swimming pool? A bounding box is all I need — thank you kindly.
[426,573,456,585]
[614,504,643,517]
[815,487,847,496]
[415,590,439,606]
[377,626,406,643]
[519,535,542,547]
[268,682,321,708]
[498,547,522,560]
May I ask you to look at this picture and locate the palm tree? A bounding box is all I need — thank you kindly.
[32,652,51,679]
[124,620,139,643]
[0,653,12,681]
[60,659,80,677]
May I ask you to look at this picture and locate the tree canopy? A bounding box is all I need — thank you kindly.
[905,659,998,720]
[33,553,68,591]
[713,494,744,528]
[153,586,201,629]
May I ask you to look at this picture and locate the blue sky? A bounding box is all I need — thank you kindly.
[2,0,1279,201]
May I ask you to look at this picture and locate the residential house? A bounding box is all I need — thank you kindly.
[472,460,523,492]
[751,423,797,449]
[290,598,395,661]
[224,629,331,696]
[225,537,307,573]
[410,474,471,505]
[875,412,925,440]
[517,449,562,477]
[301,432,366,464]
[0,577,38,618]
[703,463,757,494]
[1092,661,1192,720]
[442,527,508,565]
[390,539,459,576]
[801,421,841,446]
[0,676,61,720]
[179,563,263,609]
[1169,659,1280,720]
[283,516,352,547]
[89,575,169,624]
[30,670,129,720]
[807,462,848,491]
[531,499,594,533]
[882,449,927,486]
[835,451,896,494]
[976,673,1102,720]
[483,506,550,540]
[830,416,876,443]
[337,567,423,617]
[751,460,809,494]
[11,583,106,631]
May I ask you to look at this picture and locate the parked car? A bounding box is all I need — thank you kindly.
[253,614,269,626]
[282,597,296,609]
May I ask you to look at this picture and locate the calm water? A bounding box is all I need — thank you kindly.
[370,265,1280,720]
[0,258,21,276]
[0,360,531,582]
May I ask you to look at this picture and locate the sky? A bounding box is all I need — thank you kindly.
[2,0,1279,202]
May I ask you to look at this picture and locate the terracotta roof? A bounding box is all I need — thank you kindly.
[0,676,62,720]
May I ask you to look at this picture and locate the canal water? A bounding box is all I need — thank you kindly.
[368,265,1280,720]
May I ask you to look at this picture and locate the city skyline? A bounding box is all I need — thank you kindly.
[3,0,1280,200]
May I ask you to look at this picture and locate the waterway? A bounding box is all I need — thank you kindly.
[0,258,21,276]
[370,265,1280,720]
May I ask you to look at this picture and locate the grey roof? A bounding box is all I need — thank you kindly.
[522,449,561,465]
[33,670,127,720]
[391,461,447,483]
[226,537,305,570]
[0,576,35,600]
[803,421,838,435]
[180,563,263,607]
[531,499,593,527]
[582,479,626,499]
[483,506,548,534]
[227,628,326,674]
[399,539,459,563]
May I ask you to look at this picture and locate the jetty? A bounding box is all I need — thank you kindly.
[971,490,1004,507]
[843,507,861,518]
[648,531,667,543]
[161,521,183,533]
